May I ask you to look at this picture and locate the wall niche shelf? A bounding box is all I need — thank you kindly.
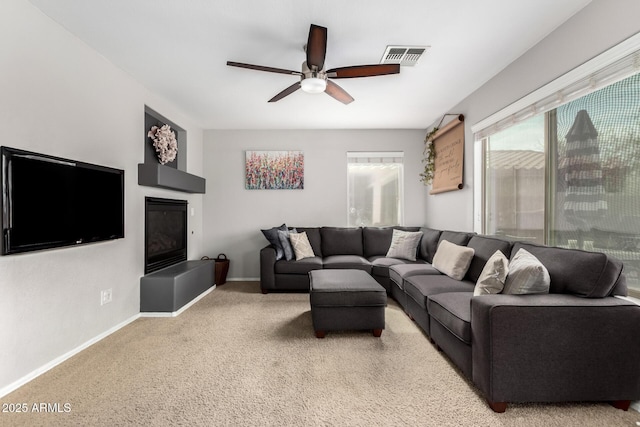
[139,106,206,194]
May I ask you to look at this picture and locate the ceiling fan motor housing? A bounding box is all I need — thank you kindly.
[301,61,327,93]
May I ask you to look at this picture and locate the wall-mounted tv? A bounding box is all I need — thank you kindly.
[1,146,125,255]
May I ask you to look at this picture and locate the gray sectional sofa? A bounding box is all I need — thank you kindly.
[259,226,640,412]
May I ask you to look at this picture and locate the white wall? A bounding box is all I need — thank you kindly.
[424,0,640,231]
[203,129,427,279]
[0,0,205,394]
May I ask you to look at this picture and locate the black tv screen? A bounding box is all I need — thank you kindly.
[1,146,125,255]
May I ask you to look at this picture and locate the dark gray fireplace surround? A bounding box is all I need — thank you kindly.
[138,109,211,314]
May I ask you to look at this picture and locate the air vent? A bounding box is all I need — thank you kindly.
[380,46,429,67]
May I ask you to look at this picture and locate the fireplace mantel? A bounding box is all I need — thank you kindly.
[138,163,206,194]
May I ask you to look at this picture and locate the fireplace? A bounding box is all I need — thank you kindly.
[145,197,187,274]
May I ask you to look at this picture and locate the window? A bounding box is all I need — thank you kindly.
[484,115,546,242]
[475,41,640,296]
[347,152,404,227]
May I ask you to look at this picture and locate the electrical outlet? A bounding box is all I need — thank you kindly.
[100,288,112,305]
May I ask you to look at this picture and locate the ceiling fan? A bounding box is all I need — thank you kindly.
[227,24,400,104]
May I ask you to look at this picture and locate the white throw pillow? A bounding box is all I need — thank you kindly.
[502,248,551,295]
[386,229,423,261]
[289,232,315,260]
[431,240,475,281]
[473,250,509,296]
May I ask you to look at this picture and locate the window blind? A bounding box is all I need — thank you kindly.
[472,32,640,140]
[347,151,404,164]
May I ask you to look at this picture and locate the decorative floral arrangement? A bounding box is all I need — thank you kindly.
[419,126,438,185]
[148,124,177,165]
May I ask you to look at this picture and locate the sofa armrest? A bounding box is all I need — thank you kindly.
[471,294,640,404]
[260,245,277,293]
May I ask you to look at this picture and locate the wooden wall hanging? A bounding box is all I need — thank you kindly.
[430,114,465,195]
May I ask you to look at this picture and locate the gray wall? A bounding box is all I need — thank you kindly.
[1,0,205,394]
[424,0,640,231]
[203,129,427,279]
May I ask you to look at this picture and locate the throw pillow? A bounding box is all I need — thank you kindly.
[386,229,423,261]
[503,248,551,295]
[261,223,287,260]
[473,250,509,296]
[290,232,315,260]
[432,240,475,281]
[277,228,297,261]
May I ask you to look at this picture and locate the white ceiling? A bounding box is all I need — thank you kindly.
[29,0,592,130]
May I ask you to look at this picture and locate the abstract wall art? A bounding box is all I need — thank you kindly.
[245,150,304,190]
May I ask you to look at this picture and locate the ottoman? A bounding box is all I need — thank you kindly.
[309,269,387,338]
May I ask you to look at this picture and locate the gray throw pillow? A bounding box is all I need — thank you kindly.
[261,223,287,260]
[386,229,423,261]
[473,250,509,296]
[278,228,298,261]
[503,248,551,295]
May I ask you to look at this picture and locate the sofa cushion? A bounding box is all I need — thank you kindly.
[465,235,513,283]
[610,272,628,296]
[427,292,473,344]
[261,223,288,260]
[503,248,550,295]
[363,227,393,257]
[321,227,364,256]
[389,263,437,289]
[404,275,475,309]
[418,228,442,263]
[473,250,509,296]
[432,240,475,280]
[290,231,315,260]
[323,255,372,273]
[386,229,423,261]
[274,256,323,275]
[369,256,425,278]
[295,227,322,257]
[438,230,475,247]
[512,242,623,297]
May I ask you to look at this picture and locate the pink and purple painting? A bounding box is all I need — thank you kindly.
[245,151,304,190]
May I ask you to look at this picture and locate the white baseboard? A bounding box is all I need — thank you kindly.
[0,313,140,399]
[139,285,215,318]
[631,400,640,413]
[226,277,259,282]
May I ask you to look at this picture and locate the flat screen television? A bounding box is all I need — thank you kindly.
[1,146,125,255]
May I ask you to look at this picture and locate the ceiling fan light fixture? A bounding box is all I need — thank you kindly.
[300,77,327,94]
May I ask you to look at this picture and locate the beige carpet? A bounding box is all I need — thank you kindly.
[2,282,638,427]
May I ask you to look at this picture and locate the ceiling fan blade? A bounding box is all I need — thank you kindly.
[327,64,400,79]
[306,24,327,70]
[325,80,354,104]
[227,61,302,76]
[268,82,301,102]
